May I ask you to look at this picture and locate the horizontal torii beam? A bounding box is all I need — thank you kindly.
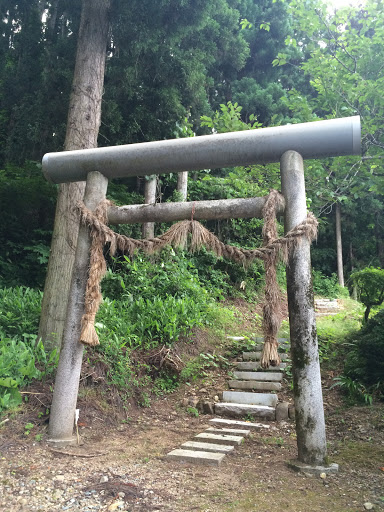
[43,116,361,184]
[107,196,284,224]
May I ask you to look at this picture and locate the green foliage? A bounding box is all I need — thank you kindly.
[153,372,179,395]
[312,270,348,299]
[180,352,229,383]
[186,406,199,417]
[343,308,384,399]
[0,336,57,413]
[330,376,373,405]
[0,163,56,288]
[350,267,384,322]
[0,287,58,413]
[315,299,364,365]
[0,287,42,338]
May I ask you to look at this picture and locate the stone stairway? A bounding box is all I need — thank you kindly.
[215,337,290,421]
[166,337,291,465]
[314,298,341,317]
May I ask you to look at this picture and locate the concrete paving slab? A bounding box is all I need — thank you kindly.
[215,403,276,420]
[233,371,283,382]
[223,390,278,407]
[228,380,282,391]
[195,432,244,445]
[181,441,234,453]
[206,427,251,436]
[166,449,225,466]
[209,418,270,429]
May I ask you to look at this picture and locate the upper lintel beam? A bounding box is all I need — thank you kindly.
[43,116,361,184]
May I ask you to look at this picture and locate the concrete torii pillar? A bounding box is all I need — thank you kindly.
[281,152,338,473]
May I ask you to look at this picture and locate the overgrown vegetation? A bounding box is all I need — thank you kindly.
[343,308,384,401]
[0,287,58,413]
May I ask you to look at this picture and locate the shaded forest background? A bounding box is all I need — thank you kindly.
[1,0,383,289]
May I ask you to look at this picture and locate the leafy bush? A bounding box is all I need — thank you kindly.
[343,308,384,399]
[350,267,384,322]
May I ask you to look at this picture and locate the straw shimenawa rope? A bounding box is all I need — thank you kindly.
[77,192,318,367]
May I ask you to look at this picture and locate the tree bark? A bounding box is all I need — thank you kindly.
[142,175,157,239]
[38,0,111,351]
[335,203,344,287]
[108,196,281,225]
[177,171,188,201]
[350,242,357,300]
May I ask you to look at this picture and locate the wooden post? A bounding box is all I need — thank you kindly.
[142,175,157,238]
[48,171,108,446]
[177,171,188,201]
[280,151,328,466]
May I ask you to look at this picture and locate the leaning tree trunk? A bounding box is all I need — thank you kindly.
[38,0,111,351]
[335,203,344,288]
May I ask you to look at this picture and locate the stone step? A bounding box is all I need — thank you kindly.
[181,441,234,453]
[242,352,289,362]
[206,427,251,436]
[228,380,282,391]
[235,361,287,371]
[252,345,290,354]
[253,337,290,344]
[215,403,276,420]
[240,351,289,362]
[209,418,270,430]
[233,371,283,382]
[167,449,225,466]
[194,432,244,445]
[223,390,278,407]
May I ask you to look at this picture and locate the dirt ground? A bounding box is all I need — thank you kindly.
[1,370,383,512]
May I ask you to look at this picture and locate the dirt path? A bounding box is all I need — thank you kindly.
[1,390,383,512]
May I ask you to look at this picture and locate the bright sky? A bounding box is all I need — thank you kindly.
[327,0,366,8]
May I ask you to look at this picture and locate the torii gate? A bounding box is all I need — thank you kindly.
[42,116,361,470]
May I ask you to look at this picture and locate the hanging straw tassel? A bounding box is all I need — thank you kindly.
[260,335,280,368]
[80,313,100,347]
[260,190,284,369]
[78,204,108,347]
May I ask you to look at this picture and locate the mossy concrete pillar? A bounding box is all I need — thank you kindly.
[280,151,327,465]
[48,171,108,446]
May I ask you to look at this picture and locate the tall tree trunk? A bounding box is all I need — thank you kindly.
[177,171,188,201]
[335,203,344,287]
[142,175,157,239]
[350,242,357,300]
[38,0,111,350]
